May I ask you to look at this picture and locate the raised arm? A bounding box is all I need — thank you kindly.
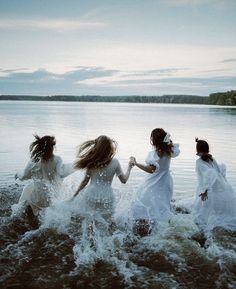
[134,160,156,174]
[118,160,134,184]
[131,151,160,174]
[73,170,91,198]
[114,158,134,184]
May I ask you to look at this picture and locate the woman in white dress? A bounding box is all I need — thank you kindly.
[130,128,180,234]
[15,135,69,217]
[193,138,236,231]
[72,135,134,221]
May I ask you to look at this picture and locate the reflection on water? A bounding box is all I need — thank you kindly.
[0,101,236,289]
[1,101,236,198]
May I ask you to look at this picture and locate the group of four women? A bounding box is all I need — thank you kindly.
[15,128,236,233]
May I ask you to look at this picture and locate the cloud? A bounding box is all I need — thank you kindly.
[0,67,117,94]
[201,68,231,73]
[0,66,235,96]
[222,58,236,63]
[81,75,236,86]
[0,67,117,83]
[0,68,29,73]
[165,0,231,6]
[121,68,188,78]
[0,19,105,31]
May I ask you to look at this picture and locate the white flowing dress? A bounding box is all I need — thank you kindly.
[193,158,236,231]
[78,158,123,220]
[18,155,70,216]
[132,144,180,222]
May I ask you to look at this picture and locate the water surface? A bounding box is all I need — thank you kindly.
[0,101,236,289]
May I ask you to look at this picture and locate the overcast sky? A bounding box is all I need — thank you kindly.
[0,0,236,96]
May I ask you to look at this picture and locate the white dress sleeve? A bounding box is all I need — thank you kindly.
[62,163,75,177]
[196,160,218,192]
[171,144,180,158]
[54,156,66,178]
[218,162,226,178]
[145,151,160,171]
[53,155,75,178]
[18,160,34,181]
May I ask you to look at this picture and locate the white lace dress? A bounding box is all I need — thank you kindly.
[193,158,236,231]
[78,158,123,220]
[131,144,180,222]
[18,155,70,216]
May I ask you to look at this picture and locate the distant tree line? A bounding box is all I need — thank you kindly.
[0,90,236,105]
[208,90,236,105]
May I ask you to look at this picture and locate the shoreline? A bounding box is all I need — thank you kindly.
[0,90,235,106]
[1,99,236,108]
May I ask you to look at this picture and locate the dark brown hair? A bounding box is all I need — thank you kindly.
[74,135,117,170]
[150,128,173,157]
[30,135,56,162]
[195,138,213,162]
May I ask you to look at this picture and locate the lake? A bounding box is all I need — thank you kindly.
[0,100,236,289]
[0,100,236,197]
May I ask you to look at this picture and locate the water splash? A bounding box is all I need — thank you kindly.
[1,179,236,289]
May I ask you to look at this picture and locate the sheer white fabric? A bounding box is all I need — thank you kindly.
[193,158,236,231]
[18,155,71,215]
[131,144,180,222]
[76,158,123,220]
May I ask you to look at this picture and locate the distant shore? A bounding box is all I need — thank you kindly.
[0,90,236,105]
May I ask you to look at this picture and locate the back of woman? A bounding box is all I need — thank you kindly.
[194,139,236,231]
[39,156,63,183]
[16,135,65,217]
[89,158,121,186]
[72,136,133,221]
[131,128,180,230]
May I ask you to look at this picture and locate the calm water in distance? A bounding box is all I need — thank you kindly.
[0,100,236,203]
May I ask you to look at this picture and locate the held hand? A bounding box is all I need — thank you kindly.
[129,156,136,166]
[199,190,208,201]
[128,160,135,168]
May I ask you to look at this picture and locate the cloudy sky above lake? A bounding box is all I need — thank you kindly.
[0,0,236,96]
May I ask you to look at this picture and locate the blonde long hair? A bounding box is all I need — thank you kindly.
[74,135,117,170]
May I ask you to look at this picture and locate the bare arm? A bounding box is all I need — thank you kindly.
[135,162,156,174]
[118,161,133,184]
[131,157,156,174]
[73,170,90,198]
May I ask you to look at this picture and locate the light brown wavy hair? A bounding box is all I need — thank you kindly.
[74,135,117,170]
[150,128,173,157]
[30,135,56,162]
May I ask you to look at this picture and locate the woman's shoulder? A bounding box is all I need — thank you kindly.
[53,155,62,163]
[196,158,207,165]
[148,150,159,157]
[145,150,160,166]
[110,157,120,165]
[171,143,180,158]
[146,150,160,160]
[172,143,180,149]
[196,158,215,169]
[24,158,37,170]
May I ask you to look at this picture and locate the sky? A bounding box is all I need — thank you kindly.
[0,0,236,96]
